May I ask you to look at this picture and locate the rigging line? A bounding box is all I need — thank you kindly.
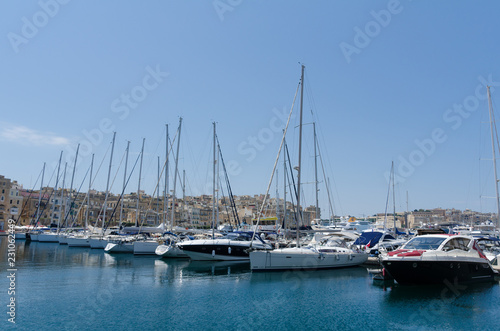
[30,164,58,226]
[32,162,67,227]
[250,78,300,246]
[141,128,179,217]
[217,174,231,226]
[138,124,181,230]
[316,141,336,217]
[216,135,240,226]
[66,166,92,228]
[102,148,142,230]
[17,166,43,225]
[285,142,300,227]
[89,139,112,191]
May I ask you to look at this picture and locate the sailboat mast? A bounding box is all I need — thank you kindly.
[86,154,94,230]
[283,132,287,230]
[164,124,169,227]
[136,138,145,227]
[487,86,500,229]
[212,122,216,239]
[182,169,186,225]
[102,134,115,230]
[65,144,79,226]
[51,151,63,228]
[392,161,396,229]
[275,167,280,224]
[36,163,46,225]
[157,156,160,225]
[170,118,182,230]
[297,64,305,246]
[60,163,67,228]
[119,141,130,230]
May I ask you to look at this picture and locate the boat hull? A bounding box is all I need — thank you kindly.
[133,240,159,255]
[381,259,497,285]
[38,233,60,243]
[89,238,108,249]
[58,234,68,245]
[181,248,250,261]
[104,242,134,253]
[155,245,189,258]
[15,233,27,240]
[67,237,91,247]
[178,235,272,261]
[250,248,368,271]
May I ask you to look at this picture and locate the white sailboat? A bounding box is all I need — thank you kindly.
[250,65,368,271]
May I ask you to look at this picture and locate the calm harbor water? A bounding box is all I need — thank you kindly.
[1,237,499,331]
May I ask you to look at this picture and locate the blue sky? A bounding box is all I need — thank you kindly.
[1,1,500,218]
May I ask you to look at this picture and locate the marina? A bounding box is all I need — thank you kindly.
[1,236,499,330]
[3,2,500,329]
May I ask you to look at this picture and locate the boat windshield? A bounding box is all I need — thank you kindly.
[402,237,447,250]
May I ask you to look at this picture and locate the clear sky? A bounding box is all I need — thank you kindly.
[2,1,500,218]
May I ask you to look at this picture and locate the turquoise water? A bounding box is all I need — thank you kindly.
[1,237,499,331]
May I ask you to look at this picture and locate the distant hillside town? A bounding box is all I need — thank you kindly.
[0,174,497,231]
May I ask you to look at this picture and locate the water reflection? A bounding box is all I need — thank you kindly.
[250,265,369,283]
[2,238,380,285]
[385,281,498,303]
[183,260,251,276]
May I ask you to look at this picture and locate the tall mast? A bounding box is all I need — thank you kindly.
[487,86,500,229]
[296,64,305,246]
[170,118,182,231]
[86,154,94,230]
[102,134,115,231]
[182,169,186,225]
[313,122,319,220]
[392,161,396,229]
[275,167,280,224]
[212,122,216,239]
[157,156,160,225]
[60,163,67,228]
[36,162,46,225]
[164,124,169,227]
[51,151,63,228]
[119,142,130,230]
[136,138,145,227]
[63,144,79,228]
[283,132,287,230]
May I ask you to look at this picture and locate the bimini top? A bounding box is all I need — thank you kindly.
[353,231,395,246]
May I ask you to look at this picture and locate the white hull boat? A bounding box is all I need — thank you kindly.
[133,240,160,255]
[58,234,68,245]
[104,242,134,253]
[38,233,60,243]
[67,236,91,247]
[250,243,368,272]
[155,244,189,258]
